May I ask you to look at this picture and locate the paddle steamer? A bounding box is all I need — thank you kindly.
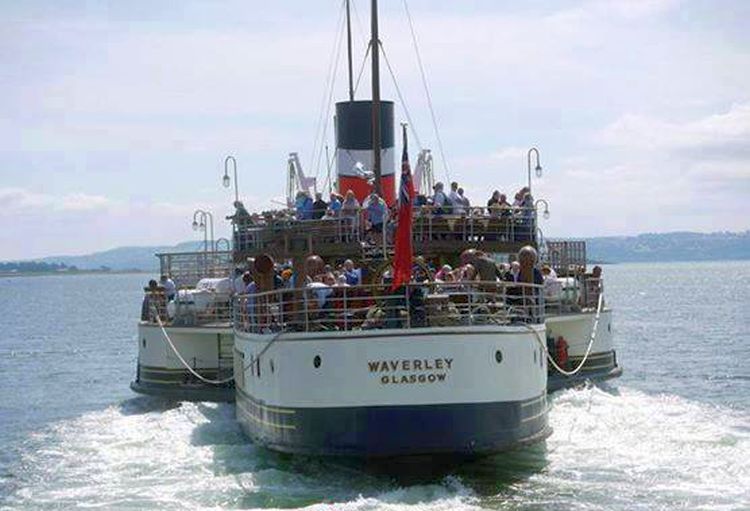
[131,248,235,402]
[229,0,612,458]
[129,2,621,438]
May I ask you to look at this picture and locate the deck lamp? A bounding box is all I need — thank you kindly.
[535,199,550,220]
[527,147,542,194]
[223,155,239,203]
[192,209,215,253]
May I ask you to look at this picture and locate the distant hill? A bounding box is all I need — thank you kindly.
[3,231,749,271]
[584,231,750,263]
[36,241,204,272]
[0,261,80,274]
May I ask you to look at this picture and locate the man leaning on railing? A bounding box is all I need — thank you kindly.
[506,246,545,322]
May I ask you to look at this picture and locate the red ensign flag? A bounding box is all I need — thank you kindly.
[392,124,415,290]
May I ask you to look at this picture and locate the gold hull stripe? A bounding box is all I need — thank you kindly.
[521,406,549,423]
[520,394,547,408]
[236,387,296,415]
[236,398,296,430]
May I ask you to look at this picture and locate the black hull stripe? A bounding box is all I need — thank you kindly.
[235,387,550,458]
[130,381,234,402]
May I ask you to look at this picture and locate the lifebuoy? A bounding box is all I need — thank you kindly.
[555,336,569,368]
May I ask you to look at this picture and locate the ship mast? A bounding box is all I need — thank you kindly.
[370,0,382,195]
[346,0,354,102]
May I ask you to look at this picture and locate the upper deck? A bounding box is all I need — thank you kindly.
[231,205,539,262]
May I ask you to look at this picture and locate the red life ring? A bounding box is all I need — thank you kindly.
[556,336,569,367]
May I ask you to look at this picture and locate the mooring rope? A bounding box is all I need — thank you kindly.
[242,329,286,373]
[150,307,235,385]
[527,283,605,377]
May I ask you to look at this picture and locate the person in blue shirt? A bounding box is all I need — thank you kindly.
[342,259,361,286]
[294,192,307,220]
[364,192,386,243]
[328,193,342,216]
[303,193,314,220]
[294,191,314,220]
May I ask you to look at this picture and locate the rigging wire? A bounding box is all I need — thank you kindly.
[313,25,347,182]
[402,0,452,182]
[309,0,347,182]
[351,0,425,154]
[379,42,424,152]
[352,42,371,96]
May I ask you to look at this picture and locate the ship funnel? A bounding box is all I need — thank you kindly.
[335,100,395,205]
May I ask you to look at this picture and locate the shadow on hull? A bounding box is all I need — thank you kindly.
[130,380,234,403]
[548,365,623,393]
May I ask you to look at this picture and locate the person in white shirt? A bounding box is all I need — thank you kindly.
[232,268,246,294]
[458,188,470,212]
[448,181,460,213]
[542,265,562,300]
[432,182,448,214]
[160,275,176,300]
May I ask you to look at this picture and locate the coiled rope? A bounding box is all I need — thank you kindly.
[527,284,605,376]
[151,307,234,385]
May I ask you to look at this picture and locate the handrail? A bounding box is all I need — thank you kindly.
[233,280,545,335]
[141,288,233,327]
[232,205,539,254]
[543,275,604,316]
[157,250,233,288]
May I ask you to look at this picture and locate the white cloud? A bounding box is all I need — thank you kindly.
[1,1,749,258]
[599,102,750,154]
[0,187,112,212]
[0,188,264,260]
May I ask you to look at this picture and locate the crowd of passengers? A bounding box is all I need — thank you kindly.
[227,182,536,226]
[228,246,603,331]
[141,245,602,325]
[227,183,538,251]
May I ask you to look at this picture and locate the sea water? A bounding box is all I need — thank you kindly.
[1,262,748,510]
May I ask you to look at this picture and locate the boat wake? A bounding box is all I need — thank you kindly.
[3,386,748,510]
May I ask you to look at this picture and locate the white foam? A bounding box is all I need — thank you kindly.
[4,387,749,510]
[535,386,750,510]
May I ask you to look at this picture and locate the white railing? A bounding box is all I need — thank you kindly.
[141,289,233,327]
[543,275,604,316]
[232,206,538,254]
[157,250,233,288]
[233,281,545,335]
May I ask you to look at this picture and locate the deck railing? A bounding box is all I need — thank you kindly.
[545,240,587,276]
[233,281,545,335]
[543,275,604,315]
[232,206,538,254]
[141,289,233,327]
[157,250,233,288]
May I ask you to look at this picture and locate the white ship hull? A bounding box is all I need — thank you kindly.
[234,325,550,458]
[131,323,234,402]
[546,309,621,390]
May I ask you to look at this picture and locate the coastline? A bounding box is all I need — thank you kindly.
[0,269,151,279]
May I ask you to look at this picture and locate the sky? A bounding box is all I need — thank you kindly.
[1,0,749,260]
